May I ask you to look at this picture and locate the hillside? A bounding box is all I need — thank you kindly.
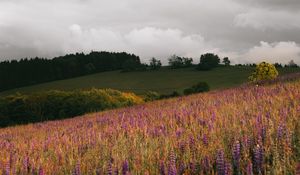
[1,66,299,96]
[0,73,299,174]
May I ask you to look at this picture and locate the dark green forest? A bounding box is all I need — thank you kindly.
[0,51,142,91]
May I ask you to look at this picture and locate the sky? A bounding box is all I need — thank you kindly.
[0,0,300,64]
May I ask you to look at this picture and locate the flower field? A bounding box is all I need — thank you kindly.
[0,75,300,174]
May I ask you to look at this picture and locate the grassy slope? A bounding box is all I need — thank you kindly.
[0,74,299,174]
[1,66,299,96]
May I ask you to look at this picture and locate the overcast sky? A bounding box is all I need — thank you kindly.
[0,0,300,64]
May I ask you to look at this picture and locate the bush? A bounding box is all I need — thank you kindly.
[183,82,210,95]
[248,62,279,82]
[159,91,181,99]
[197,53,220,71]
[0,89,144,127]
[143,91,160,101]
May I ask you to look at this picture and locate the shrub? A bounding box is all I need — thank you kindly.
[183,82,210,95]
[248,62,279,82]
[159,91,181,99]
[197,53,220,71]
[143,91,160,101]
[0,89,144,127]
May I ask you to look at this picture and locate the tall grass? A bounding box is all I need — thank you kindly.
[0,74,300,174]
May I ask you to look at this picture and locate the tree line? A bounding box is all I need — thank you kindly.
[0,51,143,91]
[1,51,299,92]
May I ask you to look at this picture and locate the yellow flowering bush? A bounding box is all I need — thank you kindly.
[249,61,279,82]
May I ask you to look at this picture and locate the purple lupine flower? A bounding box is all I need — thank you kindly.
[246,161,253,175]
[159,161,166,175]
[189,162,196,174]
[5,162,10,175]
[179,142,186,154]
[277,124,284,140]
[261,126,266,144]
[23,155,30,173]
[232,141,241,171]
[178,162,185,174]
[216,149,225,175]
[203,134,208,146]
[189,136,195,150]
[254,144,263,174]
[168,150,177,175]
[122,160,129,175]
[75,162,81,175]
[38,167,44,175]
[202,156,210,173]
[114,168,119,175]
[107,161,113,175]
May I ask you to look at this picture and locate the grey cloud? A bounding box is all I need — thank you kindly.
[0,0,299,65]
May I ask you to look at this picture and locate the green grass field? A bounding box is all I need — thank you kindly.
[1,66,299,96]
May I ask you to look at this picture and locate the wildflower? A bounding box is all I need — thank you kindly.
[216,149,225,175]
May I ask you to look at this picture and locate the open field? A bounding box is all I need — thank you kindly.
[0,73,299,174]
[1,66,299,96]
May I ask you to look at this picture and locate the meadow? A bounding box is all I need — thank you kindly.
[1,66,299,96]
[0,73,299,174]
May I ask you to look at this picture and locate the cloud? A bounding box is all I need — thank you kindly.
[239,41,300,64]
[235,9,300,30]
[63,25,216,64]
[0,0,300,65]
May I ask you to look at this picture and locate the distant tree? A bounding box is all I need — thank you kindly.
[182,57,193,67]
[149,57,162,70]
[288,60,298,68]
[222,57,230,66]
[248,62,279,82]
[274,63,283,68]
[197,53,220,71]
[168,55,184,68]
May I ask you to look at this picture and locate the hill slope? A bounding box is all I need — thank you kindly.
[0,74,299,174]
[1,66,299,96]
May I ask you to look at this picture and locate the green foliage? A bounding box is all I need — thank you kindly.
[197,53,220,71]
[143,91,160,101]
[0,51,142,92]
[168,55,193,69]
[149,58,162,70]
[159,91,181,99]
[248,62,279,82]
[222,57,230,66]
[183,82,210,95]
[0,89,143,127]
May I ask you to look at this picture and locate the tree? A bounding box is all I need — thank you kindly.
[149,57,162,70]
[222,57,230,66]
[274,63,283,68]
[168,55,184,68]
[288,60,298,68]
[182,57,193,67]
[248,62,279,82]
[197,53,220,71]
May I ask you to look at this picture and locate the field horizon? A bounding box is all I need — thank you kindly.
[1,66,300,97]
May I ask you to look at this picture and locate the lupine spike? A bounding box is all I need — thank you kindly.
[38,167,45,175]
[168,150,177,175]
[159,161,166,175]
[216,149,225,175]
[107,161,113,175]
[122,160,129,175]
[254,144,263,174]
[246,161,253,175]
[232,141,241,172]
